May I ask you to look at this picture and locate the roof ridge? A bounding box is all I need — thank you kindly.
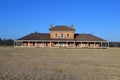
[49,25,75,31]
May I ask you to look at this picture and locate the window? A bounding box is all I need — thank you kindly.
[33,42,35,46]
[66,42,70,46]
[46,43,48,46]
[26,42,28,46]
[15,42,22,46]
[68,43,70,45]
[88,43,90,47]
[61,33,64,38]
[54,43,57,46]
[67,33,70,38]
[54,43,57,45]
[54,33,58,38]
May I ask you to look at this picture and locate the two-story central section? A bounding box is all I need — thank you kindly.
[49,25,76,48]
[50,26,75,39]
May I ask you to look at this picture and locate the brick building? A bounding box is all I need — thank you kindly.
[14,25,109,48]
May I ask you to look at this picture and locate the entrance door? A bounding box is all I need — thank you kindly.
[39,43,43,47]
[82,42,84,48]
[88,43,90,48]
[61,43,64,47]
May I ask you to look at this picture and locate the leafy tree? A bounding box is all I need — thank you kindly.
[0,38,14,46]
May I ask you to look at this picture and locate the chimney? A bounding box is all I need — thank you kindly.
[50,24,53,28]
[70,24,74,28]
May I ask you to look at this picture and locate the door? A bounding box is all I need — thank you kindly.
[61,43,64,47]
[39,43,43,47]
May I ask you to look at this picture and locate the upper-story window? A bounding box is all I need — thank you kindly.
[54,33,58,38]
[67,33,70,38]
[61,33,64,38]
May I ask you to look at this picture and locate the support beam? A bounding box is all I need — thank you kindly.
[50,41,51,48]
[94,42,96,48]
[87,42,89,48]
[42,41,44,48]
[108,42,109,48]
[14,41,15,47]
[35,41,37,47]
[58,41,60,48]
[21,41,23,47]
[101,42,102,48]
[74,41,75,48]
[28,41,30,47]
[66,42,68,48]
[81,42,82,48]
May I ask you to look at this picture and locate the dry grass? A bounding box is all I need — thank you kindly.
[0,47,120,80]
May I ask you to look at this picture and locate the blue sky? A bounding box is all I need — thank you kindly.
[0,0,120,41]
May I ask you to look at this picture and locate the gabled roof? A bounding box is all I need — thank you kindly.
[17,33,107,42]
[18,33,50,40]
[75,34,107,41]
[49,26,75,31]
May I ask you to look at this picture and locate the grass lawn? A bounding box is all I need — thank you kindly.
[0,47,120,80]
